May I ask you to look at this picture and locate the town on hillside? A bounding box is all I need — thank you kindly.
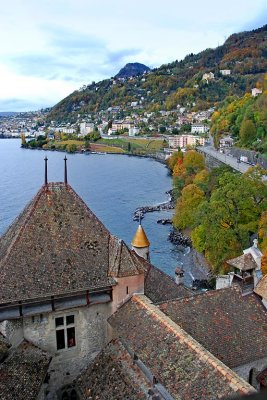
[0,23,267,400]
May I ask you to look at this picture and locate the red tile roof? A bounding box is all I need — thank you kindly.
[0,183,146,304]
[76,339,152,399]
[109,294,255,400]
[159,286,267,368]
[145,264,192,303]
[0,340,51,400]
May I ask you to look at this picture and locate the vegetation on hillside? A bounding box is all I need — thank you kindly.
[22,135,166,155]
[47,25,267,123]
[167,150,267,273]
[210,76,267,153]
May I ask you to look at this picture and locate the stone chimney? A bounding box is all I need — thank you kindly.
[175,266,184,285]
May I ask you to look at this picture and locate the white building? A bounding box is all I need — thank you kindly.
[220,70,231,76]
[202,72,215,81]
[251,88,262,97]
[129,127,140,136]
[191,123,209,134]
[79,122,95,136]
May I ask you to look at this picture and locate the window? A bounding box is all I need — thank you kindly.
[55,315,76,350]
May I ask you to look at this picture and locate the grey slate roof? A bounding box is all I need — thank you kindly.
[76,339,152,399]
[227,253,258,271]
[145,264,192,303]
[0,340,51,400]
[109,294,255,400]
[0,183,146,305]
[0,333,10,362]
[159,286,267,368]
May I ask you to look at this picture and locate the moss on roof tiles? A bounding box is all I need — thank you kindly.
[159,286,267,368]
[0,183,145,304]
[109,294,254,400]
[0,340,51,400]
[76,339,150,399]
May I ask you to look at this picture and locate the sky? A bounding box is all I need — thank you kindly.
[0,0,266,112]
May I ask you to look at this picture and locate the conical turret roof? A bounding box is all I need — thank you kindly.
[131,224,150,248]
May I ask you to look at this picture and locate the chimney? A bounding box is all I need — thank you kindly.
[175,266,184,285]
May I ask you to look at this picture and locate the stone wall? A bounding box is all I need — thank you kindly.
[0,319,23,345]
[13,302,110,398]
[202,152,225,169]
[112,274,145,313]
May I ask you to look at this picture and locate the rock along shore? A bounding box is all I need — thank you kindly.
[133,190,175,221]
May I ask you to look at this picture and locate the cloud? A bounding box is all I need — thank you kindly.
[0,98,43,112]
[241,13,267,31]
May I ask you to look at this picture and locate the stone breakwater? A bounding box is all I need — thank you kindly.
[168,228,192,247]
[133,190,175,221]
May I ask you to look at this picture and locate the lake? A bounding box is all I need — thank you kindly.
[0,139,189,281]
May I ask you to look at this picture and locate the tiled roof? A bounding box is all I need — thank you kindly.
[145,264,192,304]
[159,286,267,368]
[0,334,10,362]
[76,339,152,399]
[254,274,267,299]
[227,253,258,271]
[108,235,146,278]
[0,340,51,400]
[109,294,254,400]
[0,183,146,304]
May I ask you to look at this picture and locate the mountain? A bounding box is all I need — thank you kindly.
[47,25,267,123]
[115,62,150,78]
[0,112,18,117]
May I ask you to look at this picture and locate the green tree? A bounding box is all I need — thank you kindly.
[66,143,77,153]
[183,150,205,175]
[240,119,257,145]
[166,151,183,171]
[192,169,267,272]
[173,184,205,229]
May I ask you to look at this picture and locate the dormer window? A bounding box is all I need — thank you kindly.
[55,315,76,350]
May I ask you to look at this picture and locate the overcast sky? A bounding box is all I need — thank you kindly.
[0,0,266,112]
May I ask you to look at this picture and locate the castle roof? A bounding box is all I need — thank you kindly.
[226,253,258,271]
[131,224,150,248]
[0,340,51,400]
[76,339,152,399]
[145,264,192,304]
[0,183,145,305]
[0,333,10,362]
[109,294,254,400]
[254,274,267,299]
[159,286,267,368]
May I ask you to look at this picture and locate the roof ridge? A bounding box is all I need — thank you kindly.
[157,286,239,305]
[0,185,45,265]
[132,294,255,395]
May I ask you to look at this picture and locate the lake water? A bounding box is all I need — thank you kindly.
[0,139,188,281]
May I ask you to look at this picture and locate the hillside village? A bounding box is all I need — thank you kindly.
[0,23,267,400]
[1,25,266,159]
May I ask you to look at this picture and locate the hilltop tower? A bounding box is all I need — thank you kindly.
[131,218,150,261]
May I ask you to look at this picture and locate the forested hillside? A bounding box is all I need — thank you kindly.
[210,81,267,152]
[167,151,267,273]
[47,25,267,123]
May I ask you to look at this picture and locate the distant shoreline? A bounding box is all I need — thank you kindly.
[21,144,167,164]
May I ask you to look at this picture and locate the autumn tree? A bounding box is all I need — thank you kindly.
[173,184,205,229]
[191,169,267,272]
[183,150,205,175]
[166,151,183,171]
